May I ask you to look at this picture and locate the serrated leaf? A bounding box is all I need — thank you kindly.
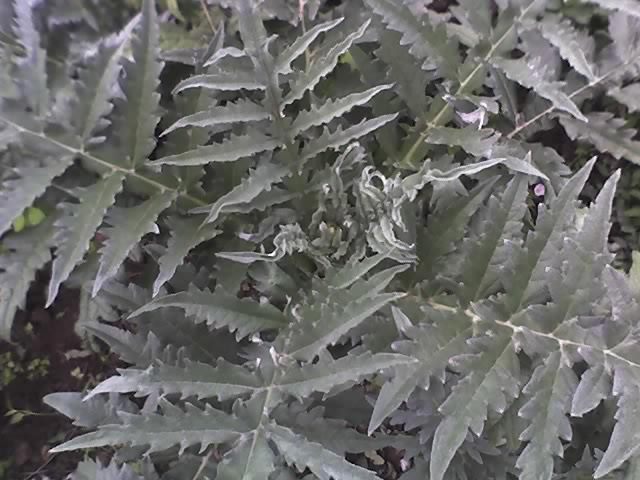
[203,46,247,68]
[492,56,587,121]
[154,131,281,166]
[13,0,48,116]
[372,27,429,116]
[173,71,265,94]
[536,14,595,80]
[300,114,398,162]
[571,364,610,417]
[153,217,221,296]
[216,432,276,480]
[275,18,344,75]
[458,175,529,304]
[71,17,139,144]
[279,352,411,399]
[417,177,496,280]
[363,0,460,79]
[93,191,175,296]
[203,162,290,224]
[325,251,393,290]
[234,0,281,115]
[47,173,125,307]
[584,0,640,17]
[425,127,501,157]
[286,265,407,361]
[85,322,153,367]
[560,112,640,165]
[283,21,371,106]
[161,100,269,137]
[69,459,143,480]
[291,84,392,135]
[129,286,288,339]
[267,424,380,480]
[43,392,136,428]
[609,83,640,112]
[0,219,55,340]
[86,358,261,401]
[50,401,248,454]
[609,10,640,65]
[516,351,578,480]
[368,308,472,434]
[88,352,408,403]
[503,158,595,313]
[431,332,520,480]
[111,0,163,168]
[595,387,640,477]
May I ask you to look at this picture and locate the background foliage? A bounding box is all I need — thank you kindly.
[3,0,640,479]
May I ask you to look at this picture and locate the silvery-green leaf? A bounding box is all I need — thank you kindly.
[47,173,125,307]
[94,191,176,296]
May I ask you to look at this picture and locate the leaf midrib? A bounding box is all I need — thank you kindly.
[0,115,207,208]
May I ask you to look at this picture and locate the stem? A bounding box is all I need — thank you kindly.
[199,0,216,33]
[298,0,311,70]
[191,450,213,480]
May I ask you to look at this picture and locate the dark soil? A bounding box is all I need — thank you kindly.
[0,276,118,480]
